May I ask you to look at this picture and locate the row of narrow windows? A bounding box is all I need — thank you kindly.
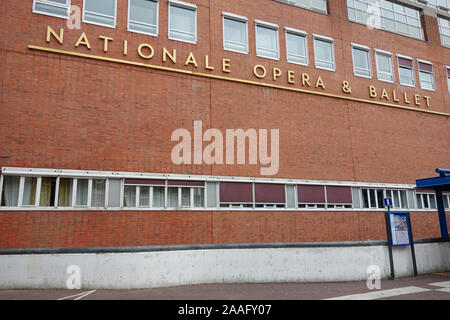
[1,174,448,210]
[32,0,450,93]
[33,0,450,46]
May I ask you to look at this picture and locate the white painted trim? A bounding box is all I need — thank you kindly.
[222,13,249,55]
[313,33,335,42]
[285,26,308,36]
[375,50,395,83]
[351,42,370,50]
[222,11,248,21]
[416,58,433,65]
[168,0,197,9]
[17,177,25,207]
[168,0,197,44]
[82,0,117,29]
[285,29,309,66]
[396,53,414,61]
[32,0,71,20]
[127,0,159,37]
[313,35,336,72]
[0,167,418,189]
[255,20,280,61]
[374,48,392,56]
[351,43,372,79]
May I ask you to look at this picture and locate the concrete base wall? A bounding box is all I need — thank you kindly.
[0,242,449,289]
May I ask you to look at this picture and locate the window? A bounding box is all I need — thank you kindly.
[166,186,204,208]
[168,0,197,44]
[397,55,415,87]
[352,44,372,78]
[286,28,308,66]
[416,193,437,209]
[128,0,159,36]
[347,0,424,40]
[438,16,450,47]
[40,177,57,207]
[275,0,328,14]
[91,179,106,207]
[313,35,335,71]
[33,0,71,19]
[219,182,253,208]
[108,179,121,207]
[412,0,450,12]
[375,49,394,82]
[418,60,435,91]
[254,183,286,208]
[123,179,166,208]
[222,13,248,54]
[76,179,89,206]
[447,67,450,93]
[298,185,326,208]
[255,21,280,60]
[83,0,117,28]
[326,186,353,209]
[386,189,408,209]
[124,185,137,207]
[361,188,384,209]
[23,177,38,206]
[443,194,450,210]
[57,178,73,207]
[1,176,20,206]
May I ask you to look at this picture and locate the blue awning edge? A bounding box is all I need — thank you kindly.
[416,169,449,239]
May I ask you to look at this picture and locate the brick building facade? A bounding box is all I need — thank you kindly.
[0,0,449,249]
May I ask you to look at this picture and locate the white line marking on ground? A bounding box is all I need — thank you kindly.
[429,281,450,288]
[435,288,450,293]
[57,290,96,300]
[324,286,431,300]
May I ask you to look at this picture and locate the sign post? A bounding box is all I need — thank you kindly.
[384,198,395,279]
[384,198,418,278]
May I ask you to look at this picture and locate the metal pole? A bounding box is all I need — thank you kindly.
[384,209,395,279]
[406,213,418,276]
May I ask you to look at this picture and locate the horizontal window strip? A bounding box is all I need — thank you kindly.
[298,185,325,203]
[124,178,165,185]
[254,183,285,204]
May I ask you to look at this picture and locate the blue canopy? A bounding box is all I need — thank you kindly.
[416,169,449,239]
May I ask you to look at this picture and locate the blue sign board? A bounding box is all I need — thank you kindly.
[387,212,412,246]
[384,198,393,207]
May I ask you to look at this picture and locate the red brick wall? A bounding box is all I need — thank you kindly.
[0,0,449,249]
[0,210,447,249]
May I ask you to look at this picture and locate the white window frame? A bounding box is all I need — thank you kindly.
[32,0,71,19]
[351,43,372,79]
[285,27,309,66]
[313,34,335,72]
[222,12,249,55]
[417,59,436,91]
[255,20,280,61]
[438,15,450,48]
[82,0,118,29]
[127,0,159,37]
[360,188,385,209]
[168,0,198,44]
[416,193,437,210]
[397,54,416,87]
[375,49,395,83]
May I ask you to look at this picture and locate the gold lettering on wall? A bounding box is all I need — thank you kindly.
[46,26,64,45]
[75,32,91,49]
[35,26,448,116]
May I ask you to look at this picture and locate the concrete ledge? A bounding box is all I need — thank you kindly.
[0,240,449,289]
